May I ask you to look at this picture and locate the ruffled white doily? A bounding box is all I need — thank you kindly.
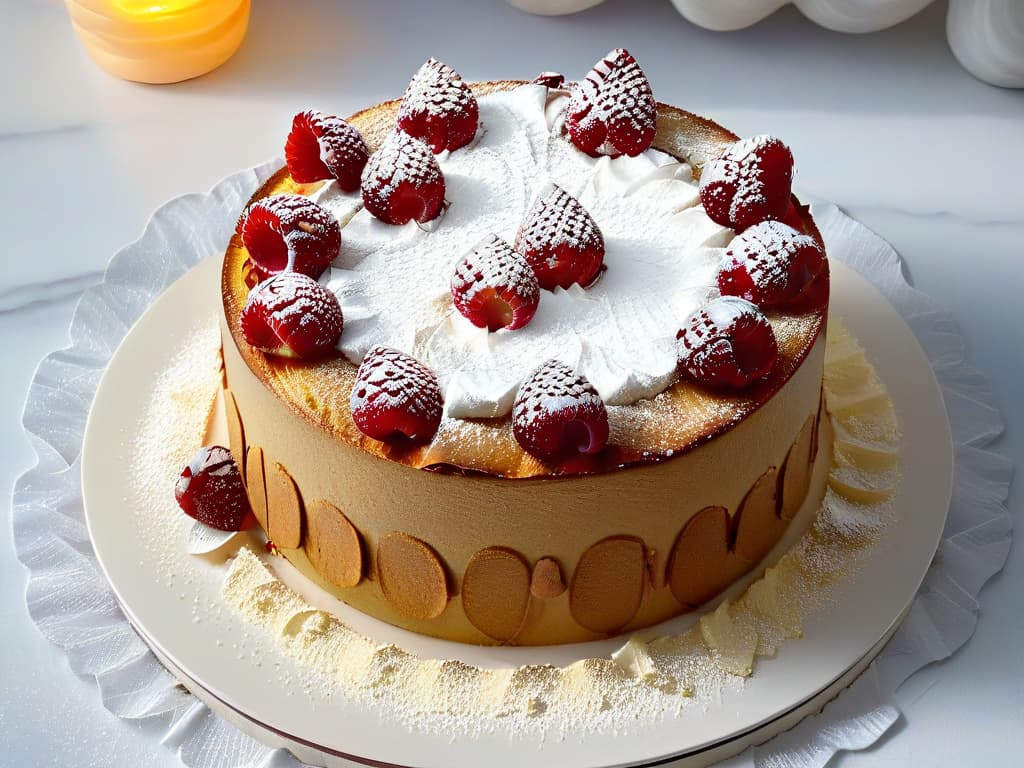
[12,164,1012,768]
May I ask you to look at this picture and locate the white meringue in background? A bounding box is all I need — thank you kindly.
[947,0,1024,88]
[506,0,1024,87]
[505,0,606,15]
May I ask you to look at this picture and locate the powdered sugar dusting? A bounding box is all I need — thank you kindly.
[566,48,657,158]
[721,220,825,306]
[242,271,344,357]
[519,183,604,254]
[698,135,793,230]
[363,131,442,193]
[350,346,443,440]
[451,234,540,322]
[321,85,733,419]
[286,110,369,190]
[512,359,608,458]
[359,130,445,225]
[396,59,479,154]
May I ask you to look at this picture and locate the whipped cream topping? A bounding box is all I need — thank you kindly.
[313,84,733,419]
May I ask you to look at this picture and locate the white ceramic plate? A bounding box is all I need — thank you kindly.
[82,256,952,768]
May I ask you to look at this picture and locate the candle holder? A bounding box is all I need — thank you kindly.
[65,0,251,84]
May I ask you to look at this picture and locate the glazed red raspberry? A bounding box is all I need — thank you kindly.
[515,183,605,290]
[241,271,344,359]
[718,220,826,308]
[361,132,446,225]
[396,58,479,154]
[566,48,657,158]
[236,194,340,279]
[513,360,609,461]
[175,446,253,532]
[350,346,443,443]
[285,110,370,192]
[677,297,778,389]
[699,136,794,231]
[451,234,541,332]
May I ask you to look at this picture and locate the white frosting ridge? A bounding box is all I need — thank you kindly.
[314,84,733,419]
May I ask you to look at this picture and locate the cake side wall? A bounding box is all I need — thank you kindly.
[221,312,827,645]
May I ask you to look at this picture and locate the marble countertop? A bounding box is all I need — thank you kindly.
[1,0,1021,765]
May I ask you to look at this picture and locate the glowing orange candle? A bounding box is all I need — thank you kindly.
[66,0,250,84]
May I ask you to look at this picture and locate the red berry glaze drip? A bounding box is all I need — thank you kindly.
[515,183,605,290]
[396,58,480,154]
[361,132,446,225]
[237,194,341,279]
[699,136,794,232]
[718,220,826,308]
[175,446,253,532]
[285,110,370,192]
[512,359,609,461]
[351,346,443,443]
[451,234,541,332]
[677,297,778,389]
[241,271,344,359]
[566,48,657,158]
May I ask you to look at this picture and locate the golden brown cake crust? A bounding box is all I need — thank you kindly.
[221,81,828,480]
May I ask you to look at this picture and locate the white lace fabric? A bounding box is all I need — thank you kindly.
[12,164,1012,768]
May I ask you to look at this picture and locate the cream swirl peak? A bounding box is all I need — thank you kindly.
[313,84,733,419]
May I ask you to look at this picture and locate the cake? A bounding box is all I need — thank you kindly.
[207,50,831,646]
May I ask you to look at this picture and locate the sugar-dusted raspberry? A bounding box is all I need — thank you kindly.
[677,297,778,389]
[350,346,443,443]
[451,234,541,332]
[699,136,794,231]
[512,359,609,461]
[515,183,605,290]
[285,110,370,192]
[396,58,479,154]
[241,271,343,359]
[718,220,826,308]
[566,48,657,158]
[236,194,340,279]
[175,446,253,532]
[533,71,566,89]
[361,131,446,225]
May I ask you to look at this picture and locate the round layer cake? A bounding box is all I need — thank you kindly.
[219,58,830,645]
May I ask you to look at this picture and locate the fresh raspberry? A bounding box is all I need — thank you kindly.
[285,110,370,192]
[350,346,443,443]
[513,360,609,461]
[236,194,340,279]
[361,131,446,225]
[451,234,541,332]
[175,446,253,532]
[699,136,794,231]
[533,71,566,89]
[718,220,826,308]
[566,48,657,158]
[677,297,778,389]
[396,58,479,154]
[514,183,605,290]
[241,271,344,359]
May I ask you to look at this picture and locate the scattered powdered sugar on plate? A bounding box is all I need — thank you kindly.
[132,321,223,556]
